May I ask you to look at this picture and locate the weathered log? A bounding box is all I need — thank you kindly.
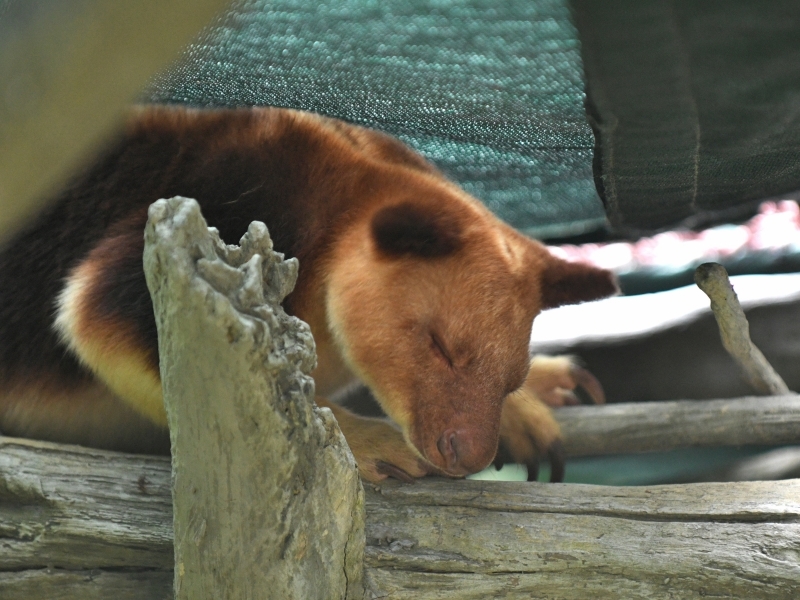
[365,479,800,599]
[1,436,799,599]
[557,394,800,457]
[142,197,363,598]
[0,571,173,600]
[0,438,173,599]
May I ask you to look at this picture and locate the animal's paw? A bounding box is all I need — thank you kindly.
[339,414,439,484]
[316,396,440,483]
[496,388,565,482]
[524,355,605,407]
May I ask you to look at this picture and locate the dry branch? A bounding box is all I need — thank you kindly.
[557,394,800,457]
[1,436,799,599]
[694,262,791,395]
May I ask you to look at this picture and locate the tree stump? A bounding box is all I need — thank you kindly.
[143,197,364,599]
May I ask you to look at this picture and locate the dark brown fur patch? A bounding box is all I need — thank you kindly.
[371,202,463,258]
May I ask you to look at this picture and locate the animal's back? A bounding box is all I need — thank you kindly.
[0,107,363,450]
[0,107,330,384]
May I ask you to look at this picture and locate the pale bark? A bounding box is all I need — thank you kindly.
[1,436,799,599]
[142,197,364,599]
[695,262,790,394]
[557,394,800,457]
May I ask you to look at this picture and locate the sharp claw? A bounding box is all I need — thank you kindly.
[494,445,512,471]
[571,365,606,405]
[526,459,540,482]
[548,439,566,483]
[375,461,417,484]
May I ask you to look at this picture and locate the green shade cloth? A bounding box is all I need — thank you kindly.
[148,0,606,239]
[573,0,800,232]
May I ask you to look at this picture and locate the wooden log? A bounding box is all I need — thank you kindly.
[556,395,800,457]
[0,571,172,600]
[341,388,800,458]
[141,197,364,599]
[0,438,173,600]
[2,436,799,599]
[366,480,800,599]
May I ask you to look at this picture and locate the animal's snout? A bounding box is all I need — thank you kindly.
[436,427,494,476]
[437,429,459,471]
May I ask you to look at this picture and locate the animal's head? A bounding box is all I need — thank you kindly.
[326,175,616,476]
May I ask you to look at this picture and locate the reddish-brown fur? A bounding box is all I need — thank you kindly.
[0,106,616,482]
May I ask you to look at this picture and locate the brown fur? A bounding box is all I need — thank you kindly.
[0,106,616,482]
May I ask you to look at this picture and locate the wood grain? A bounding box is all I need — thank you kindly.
[2,436,799,599]
[142,198,364,599]
[557,394,800,457]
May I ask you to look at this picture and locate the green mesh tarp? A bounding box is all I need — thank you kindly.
[148,0,606,239]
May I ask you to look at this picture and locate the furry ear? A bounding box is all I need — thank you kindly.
[540,257,618,309]
[371,202,462,258]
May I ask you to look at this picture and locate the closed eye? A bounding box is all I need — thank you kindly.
[430,332,454,369]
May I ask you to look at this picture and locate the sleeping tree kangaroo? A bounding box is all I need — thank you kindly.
[0,106,617,483]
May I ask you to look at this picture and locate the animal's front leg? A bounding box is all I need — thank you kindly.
[314,396,438,483]
[495,356,606,482]
[496,389,565,482]
[524,355,605,407]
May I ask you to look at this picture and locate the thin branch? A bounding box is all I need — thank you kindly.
[694,262,791,394]
[557,394,800,457]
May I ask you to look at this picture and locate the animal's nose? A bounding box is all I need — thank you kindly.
[437,429,460,471]
[437,428,492,475]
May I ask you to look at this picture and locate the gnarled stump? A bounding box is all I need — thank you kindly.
[143,197,364,599]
